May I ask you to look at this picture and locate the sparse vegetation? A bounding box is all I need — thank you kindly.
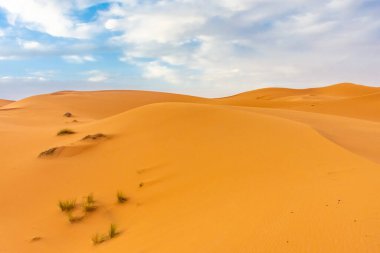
[92,233,107,245]
[39,147,59,157]
[63,112,73,117]
[109,223,118,238]
[57,128,76,136]
[83,194,97,212]
[58,199,76,212]
[82,133,106,141]
[30,236,42,242]
[91,224,119,245]
[67,212,83,223]
[117,191,128,203]
[139,182,144,188]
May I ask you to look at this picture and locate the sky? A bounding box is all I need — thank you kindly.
[0,0,379,100]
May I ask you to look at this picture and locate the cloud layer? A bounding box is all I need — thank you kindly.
[0,0,379,99]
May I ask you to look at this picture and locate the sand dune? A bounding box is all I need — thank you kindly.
[2,90,209,123]
[0,99,13,107]
[1,83,380,253]
[218,83,380,121]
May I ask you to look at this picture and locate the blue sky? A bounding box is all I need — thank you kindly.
[0,0,379,100]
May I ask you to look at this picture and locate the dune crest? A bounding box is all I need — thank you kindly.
[0,99,13,107]
[218,83,380,121]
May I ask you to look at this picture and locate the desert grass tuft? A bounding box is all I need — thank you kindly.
[109,223,118,238]
[83,194,97,212]
[58,199,76,212]
[92,233,107,245]
[63,112,73,117]
[67,212,83,223]
[82,133,106,141]
[39,147,59,157]
[57,128,76,136]
[91,224,119,245]
[117,191,128,203]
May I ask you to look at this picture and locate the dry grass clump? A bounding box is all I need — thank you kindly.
[117,191,128,203]
[39,147,59,157]
[57,128,76,136]
[63,112,73,117]
[83,194,97,212]
[82,133,106,141]
[92,224,119,245]
[67,212,84,223]
[58,199,76,212]
[109,223,118,238]
[91,224,120,245]
[59,195,98,223]
[92,233,107,245]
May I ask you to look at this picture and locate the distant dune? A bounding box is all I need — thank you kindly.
[1,83,380,253]
[0,99,13,107]
[218,83,380,121]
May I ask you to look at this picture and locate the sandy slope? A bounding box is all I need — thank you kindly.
[0,90,209,127]
[0,99,13,107]
[218,83,380,121]
[0,84,380,253]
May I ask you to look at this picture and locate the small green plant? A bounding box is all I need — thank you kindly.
[57,128,75,136]
[109,224,118,238]
[117,191,128,203]
[92,233,107,245]
[58,199,76,212]
[83,194,97,212]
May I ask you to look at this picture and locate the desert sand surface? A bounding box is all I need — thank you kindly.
[1,83,380,253]
[0,99,13,107]
[218,83,380,121]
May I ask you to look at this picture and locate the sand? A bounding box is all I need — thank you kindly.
[0,99,13,107]
[0,83,379,253]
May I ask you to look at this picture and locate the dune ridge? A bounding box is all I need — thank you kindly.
[0,83,380,253]
[0,99,13,107]
[217,83,380,121]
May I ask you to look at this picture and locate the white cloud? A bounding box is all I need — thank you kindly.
[1,0,380,98]
[0,0,98,38]
[106,13,205,44]
[97,0,380,95]
[0,29,4,37]
[17,40,44,50]
[0,74,48,82]
[62,54,96,64]
[0,55,19,61]
[85,70,109,82]
[143,62,180,84]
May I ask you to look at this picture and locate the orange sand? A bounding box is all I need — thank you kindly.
[0,99,13,107]
[0,83,379,253]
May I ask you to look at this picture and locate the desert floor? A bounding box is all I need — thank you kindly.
[1,83,380,253]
